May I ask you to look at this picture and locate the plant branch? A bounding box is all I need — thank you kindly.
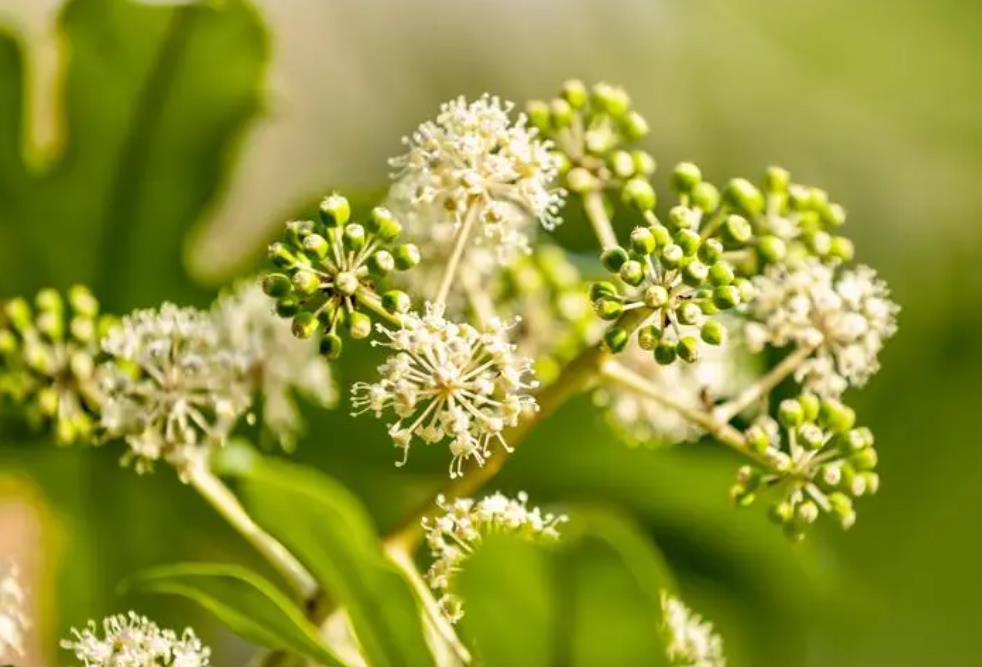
[713,344,816,423]
[435,203,481,306]
[583,191,618,249]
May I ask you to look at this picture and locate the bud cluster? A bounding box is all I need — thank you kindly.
[61,611,210,667]
[731,394,879,540]
[262,194,420,360]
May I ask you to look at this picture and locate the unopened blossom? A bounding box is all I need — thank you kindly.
[214,282,337,450]
[62,611,210,667]
[422,492,567,622]
[661,592,726,667]
[0,563,28,659]
[100,304,251,477]
[744,259,899,395]
[594,337,753,445]
[351,304,538,478]
[389,94,565,262]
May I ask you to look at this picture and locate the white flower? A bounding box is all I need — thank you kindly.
[389,94,565,265]
[0,563,28,660]
[213,282,337,450]
[100,304,252,478]
[595,339,753,445]
[422,492,567,623]
[745,259,898,395]
[661,592,726,667]
[61,611,210,667]
[351,304,538,478]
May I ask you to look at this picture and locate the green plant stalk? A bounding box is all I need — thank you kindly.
[435,202,482,305]
[583,190,618,249]
[712,343,816,423]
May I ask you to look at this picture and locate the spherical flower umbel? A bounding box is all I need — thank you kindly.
[0,286,113,444]
[61,611,210,667]
[351,303,539,478]
[661,592,726,667]
[422,492,567,623]
[389,94,565,243]
[263,195,420,360]
[730,394,879,541]
[99,304,251,478]
[744,259,899,396]
[0,563,29,660]
[214,282,338,451]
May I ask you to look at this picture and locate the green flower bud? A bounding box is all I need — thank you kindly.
[619,260,646,286]
[637,324,662,350]
[526,100,551,131]
[778,398,805,427]
[592,82,630,118]
[850,447,878,471]
[347,311,372,340]
[660,243,684,268]
[829,236,854,261]
[394,243,421,270]
[286,220,316,245]
[292,312,319,339]
[319,333,343,360]
[676,336,699,363]
[590,281,618,301]
[291,270,321,296]
[828,492,856,529]
[721,214,753,246]
[712,285,741,310]
[770,500,795,525]
[698,239,724,264]
[601,246,630,272]
[595,298,624,321]
[643,285,669,308]
[632,150,656,176]
[701,320,725,345]
[668,205,698,230]
[654,341,677,365]
[708,261,734,286]
[691,182,720,213]
[822,202,847,227]
[604,327,629,353]
[262,273,292,298]
[799,392,820,421]
[763,166,790,193]
[610,150,635,179]
[275,297,300,319]
[746,425,771,454]
[650,223,672,247]
[798,423,825,449]
[819,399,856,434]
[369,207,402,241]
[622,178,657,212]
[382,290,411,314]
[733,277,756,302]
[550,98,574,128]
[861,472,880,495]
[268,242,299,269]
[567,167,596,193]
[630,226,657,255]
[368,250,396,275]
[623,111,649,140]
[797,501,820,524]
[682,261,709,287]
[68,285,98,317]
[805,230,832,256]
[343,223,366,252]
[302,233,329,259]
[561,79,588,108]
[676,302,702,326]
[756,235,787,263]
[672,162,702,192]
[320,194,350,227]
[724,178,764,215]
[675,229,701,256]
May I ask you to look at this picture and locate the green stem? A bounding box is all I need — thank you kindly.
[435,203,481,306]
[583,191,618,249]
[712,344,815,423]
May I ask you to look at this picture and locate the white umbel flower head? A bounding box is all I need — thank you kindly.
[352,304,538,478]
[745,259,899,396]
[661,592,726,667]
[214,282,337,450]
[100,304,252,478]
[422,491,567,623]
[61,611,210,667]
[389,94,565,260]
[0,563,29,660]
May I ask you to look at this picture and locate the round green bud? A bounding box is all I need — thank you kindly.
[733,277,756,302]
[851,447,878,471]
[68,286,98,317]
[292,312,319,339]
[721,214,753,246]
[319,333,343,360]
[291,269,321,296]
[799,392,820,421]
[676,336,699,363]
[676,302,702,325]
[526,100,551,131]
[343,223,366,252]
[590,281,618,301]
[660,243,684,268]
[682,260,709,287]
[394,243,421,270]
[619,260,645,287]
[275,297,300,319]
[691,182,721,213]
[550,98,574,128]
[650,223,672,247]
[778,398,804,427]
[862,472,880,495]
[701,320,725,346]
[594,298,624,321]
[592,82,630,118]
[756,235,787,263]
[696,289,718,314]
[672,162,702,192]
[316,301,338,327]
[0,330,16,354]
[712,285,741,310]
[828,492,856,529]
[675,229,701,256]
[723,178,764,215]
[668,205,698,230]
[262,273,292,298]
[630,226,657,255]
[643,285,669,308]
[806,230,832,256]
[632,150,656,176]
[561,79,588,108]
[320,194,350,227]
[268,242,298,269]
[601,246,630,272]
[819,399,856,434]
[770,500,795,525]
[708,261,735,286]
[746,425,771,454]
[829,236,854,262]
[285,220,315,245]
[382,290,411,314]
[302,233,329,259]
[604,327,629,353]
[368,250,396,275]
[623,111,649,140]
[764,166,790,193]
[347,311,372,340]
[369,207,402,241]
[552,150,571,174]
[797,501,820,524]
[698,238,724,264]
[610,150,635,179]
[566,167,596,193]
[654,341,677,365]
[637,324,662,350]
[622,178,657,212]
[824,203,847,227]
[798,423,825,450]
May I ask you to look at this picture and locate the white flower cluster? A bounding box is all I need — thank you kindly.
[214,283,337,450]
[389,94,565,265]
[352,304,538,478]
[0,563,28,659]
[61,612,210,667]
[100,303,251,477]
[661,592,726,667]
[745,259,899,396]
[595,339,753,445]
[422,492,567,623]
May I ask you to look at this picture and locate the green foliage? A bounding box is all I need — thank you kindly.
[120,563,346,667]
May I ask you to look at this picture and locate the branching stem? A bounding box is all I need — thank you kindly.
[435,203,482,306]
[713,344,816,423]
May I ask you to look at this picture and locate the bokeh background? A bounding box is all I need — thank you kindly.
[1,0,980,665]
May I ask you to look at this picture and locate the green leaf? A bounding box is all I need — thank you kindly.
[121,562,347,667]
[231,454,436,667]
